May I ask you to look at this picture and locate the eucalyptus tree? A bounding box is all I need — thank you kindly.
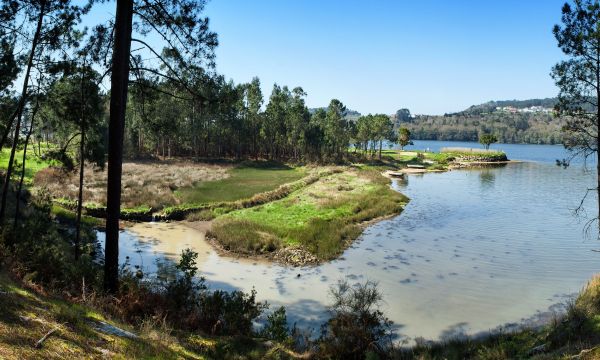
[552,0,600,223]
[264,84,288,159]
[356,115,374,155]
[306,108,327,161]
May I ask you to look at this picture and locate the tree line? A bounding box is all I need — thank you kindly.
[123,77,398,162]
[400,112,564,144]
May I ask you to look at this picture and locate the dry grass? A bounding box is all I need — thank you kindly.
[35,160,230,209]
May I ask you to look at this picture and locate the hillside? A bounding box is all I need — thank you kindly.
[394,98,565,144]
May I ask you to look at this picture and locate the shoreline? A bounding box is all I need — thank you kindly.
[181,210,405,267]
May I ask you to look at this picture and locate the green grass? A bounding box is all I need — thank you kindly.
[51,204,104,227]
[0,148,56,183]
[440,147,508,161]
[210,169,408,260]
[176,163,307,205]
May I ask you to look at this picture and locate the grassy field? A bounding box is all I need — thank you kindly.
[0,148,57,184]
[176,163,307,204]
[210,168,408,260]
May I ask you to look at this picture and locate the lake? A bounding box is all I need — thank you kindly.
[97,140,600,342]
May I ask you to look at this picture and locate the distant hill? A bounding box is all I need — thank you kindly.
[394,98,564,145]
[459,98,557,115]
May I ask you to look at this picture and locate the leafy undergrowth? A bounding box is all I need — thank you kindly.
[0,272,292,360]
[210,168,408,260]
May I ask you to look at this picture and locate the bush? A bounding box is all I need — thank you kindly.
[109,248,267,337]
[198,288,267,335]
[262,306,290,343]
[318,280,395,359]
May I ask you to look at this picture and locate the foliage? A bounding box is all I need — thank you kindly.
[398,127,412,150]
[318,280,394,359]
[262,306,290,343]
[478,133,498,150]
[403,109,563,144]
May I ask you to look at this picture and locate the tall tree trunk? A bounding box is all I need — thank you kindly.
[14,104,37,229]
[104,0,134,294]
[75,64,86,260]
[0,0,46,222]
[75,123,85,260]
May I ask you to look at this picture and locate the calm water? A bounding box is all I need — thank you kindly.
[98,140,600,341]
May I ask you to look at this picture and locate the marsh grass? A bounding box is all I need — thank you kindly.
[36,160,230,209]
[176,163,306,204]
[210,169,408,260]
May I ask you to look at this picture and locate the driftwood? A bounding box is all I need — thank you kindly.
[570,346,600,359]
[35,324,64,349]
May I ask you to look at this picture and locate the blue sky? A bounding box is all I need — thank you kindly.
[202,0,566,115]
[86,1,567,115]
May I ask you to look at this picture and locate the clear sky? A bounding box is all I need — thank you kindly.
[202,0,567,115]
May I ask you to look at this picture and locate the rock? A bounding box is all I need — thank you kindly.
[272,246,319,267]
[528,344,547,356]
[90,320,138,339]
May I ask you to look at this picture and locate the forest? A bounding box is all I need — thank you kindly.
[396,99,565,144]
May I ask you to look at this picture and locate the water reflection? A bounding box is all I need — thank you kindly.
[478,170,495,188]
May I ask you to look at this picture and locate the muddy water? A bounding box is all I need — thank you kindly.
[97,142,600,341]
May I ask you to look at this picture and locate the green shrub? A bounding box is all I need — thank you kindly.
[318,280,394,359]
[262,306,290,343]
[198,288,267,336]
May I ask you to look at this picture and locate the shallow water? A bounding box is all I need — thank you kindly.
[97,141,600,341]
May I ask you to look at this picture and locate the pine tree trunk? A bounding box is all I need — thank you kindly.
[104,0,134,294]
[0,0,46,222]
[14,103,37,229]
[75,124,85,260]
